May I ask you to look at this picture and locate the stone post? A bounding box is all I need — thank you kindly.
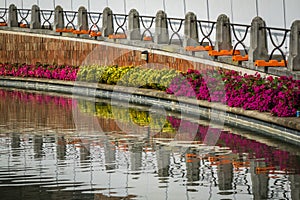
[127,9,141,40]
[53,5,64,30]
[78,6,88,30]
[154,10,169,44]
[288,20,300,71]
[215,14,232,51]
[183,12,199,47]
[8,4,18,27]
[248,16,268,62]
[102,7,114,37]
[30,5,41,29]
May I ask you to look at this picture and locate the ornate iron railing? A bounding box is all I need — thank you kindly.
[0,8,8,24]
[167,17,185,46]
[228,23,251,54]
[0,6,294,68]
[40,9,54,29]
[112,13,128,35]
[63,10,77,29]
[17,8,31,26]
[139,15,155,41]
[260,26,290,66]
[87,11,102,32]
[197,20,216,47]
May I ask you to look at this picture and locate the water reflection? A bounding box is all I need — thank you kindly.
[0,89,299,200]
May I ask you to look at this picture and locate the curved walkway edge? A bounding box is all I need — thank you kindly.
[0,76,299,146]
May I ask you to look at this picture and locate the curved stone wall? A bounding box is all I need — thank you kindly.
[0,76,299,146]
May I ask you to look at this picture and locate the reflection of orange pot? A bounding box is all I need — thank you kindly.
[208,156,217,163]
[233,161,250,168]
[219,159,232,165]
[255,166,276,174]
[67,138,82,144]
[186,153,197,158]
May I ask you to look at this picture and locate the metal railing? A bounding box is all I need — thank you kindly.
[0,8,7,24]
[87,11,102,32]
[139,15,155,41]
[17,8,31,26]
[63,10,77,29]
[167,17,184,46]
[228,23,251,54]
[197,20,216,47]
[0,5,295,68]
[261,26,290,63]
[40,9,54,29]
[112,13,128,34]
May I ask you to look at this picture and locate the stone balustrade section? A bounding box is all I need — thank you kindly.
[2,3,300,77]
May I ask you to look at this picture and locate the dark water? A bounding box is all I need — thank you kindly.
[0,88,299,200]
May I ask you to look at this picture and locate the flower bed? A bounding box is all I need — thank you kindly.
[1,63,299,117]
[167,69,300,117]
[0,63,78,81]
[76,65,180,91]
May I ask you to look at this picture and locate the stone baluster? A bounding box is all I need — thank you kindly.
[127,9,141,40]
[53,5,64,31]
[102,7,114,37]
[78,6,88,30]
[215,14,232,51]
[30,4,41,29]
[183,12,199,47]
[8,4,18,27]
[288,20,300,71]
[248,16,268,62]
[154,10,169,44]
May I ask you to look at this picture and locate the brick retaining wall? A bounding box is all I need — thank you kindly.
[0,31,211,72]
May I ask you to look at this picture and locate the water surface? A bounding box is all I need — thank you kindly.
[0,88,299,200]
